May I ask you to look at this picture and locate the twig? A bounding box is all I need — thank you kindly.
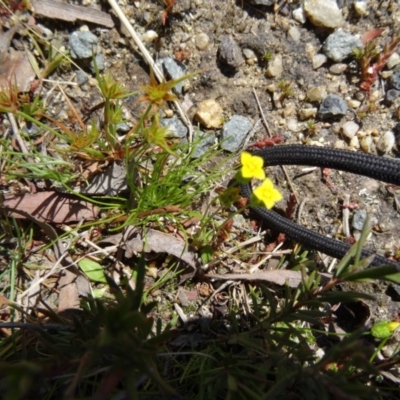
[107,0,194,141]
[249,241,285,273]
[342,193,351,239]
[7,113,33,161]
[202,231,266,270]
[252,88,271,137]
[242,118,262,149]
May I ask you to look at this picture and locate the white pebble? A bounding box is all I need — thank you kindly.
[312,54,327,69]
[354,1,368,16]
[288,26,301,42]
[334,139,347,149]
[293,7,306,24]
[195,32,209,50]
[348,100,361,109]
[342,121,359,139]
[287,118,300,132]
[376,131,395,153]
[349,136,360,149]
[387,53,400,70]
[360,135,372,153]
[142,30,158,42]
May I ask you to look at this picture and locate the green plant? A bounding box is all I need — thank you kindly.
[0,257,178,399]
[353,29,400,94]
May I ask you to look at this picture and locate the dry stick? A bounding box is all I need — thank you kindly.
[7,113,37,190]
[252,88,298,201]
[342,193,351,240]
[7,113,32,160]
[107,0,194,142]
[252,87,271,137]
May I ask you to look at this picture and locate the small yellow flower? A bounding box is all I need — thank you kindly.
[251,178,283,209]
[240,152,266,180]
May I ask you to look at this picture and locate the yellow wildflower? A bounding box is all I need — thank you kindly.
[252,178,283,209]
[240,152,266,180]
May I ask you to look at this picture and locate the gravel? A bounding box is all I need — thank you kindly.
[318,94,348,120]
[323,31,363,62]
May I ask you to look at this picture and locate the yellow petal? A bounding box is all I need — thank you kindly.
[240,152,265,180]
[253,179,283,209]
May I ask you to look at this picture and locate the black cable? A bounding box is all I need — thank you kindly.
[240,145,400,269]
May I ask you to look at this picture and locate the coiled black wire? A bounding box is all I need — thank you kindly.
[240,145,400,269]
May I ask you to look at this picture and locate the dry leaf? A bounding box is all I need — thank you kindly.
[100,227,201,280]
[206,270,304,288]
[2,191,99,223]
[57,270,80,312]
[0,27,36,92]
[31,0,114,28]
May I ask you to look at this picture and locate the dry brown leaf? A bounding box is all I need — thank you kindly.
[31,0,114,28]
[123,227,200,271]
[2,191,99,223]
[206,270,303,288]
[57,269,80,312]
[0,27,36,92]
[100,227,201,280]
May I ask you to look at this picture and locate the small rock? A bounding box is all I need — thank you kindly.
[352,209,367,231]
[349,136,360,149]
[194,99,224,129]
[360,135,372,153]
[312,54,327,69]
[69,31,98,59]
[342,121,359,139]
[386,52,400,69]
[221,115,253,152]
[116,122,131,133]
[242,48,255,60]
[304,0,344,28]
[195,32,210,50]
[329,63,348,74]
[298,108,317,120]
[334,139,347,149]
[266,54,283,78]
[76,70,88,86]
[90,53,105,72]
[191,131,215,158]
[161,57,186,94]
[385,89,400,105]
[288,26,301,43]
[348,99,361,109]
[307,87,327,102]
[319,94,348,120]
[323,31,363,62]
[287,118,300,132]
[376,131,395,153]
[283,103,296,117]
[161,118,188,139]
[354,1,368,16]
[218,35,244,69]
[142,30,158,42]
[22,122,40,137]
[293,6,306,24]
[390,69,400,90]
